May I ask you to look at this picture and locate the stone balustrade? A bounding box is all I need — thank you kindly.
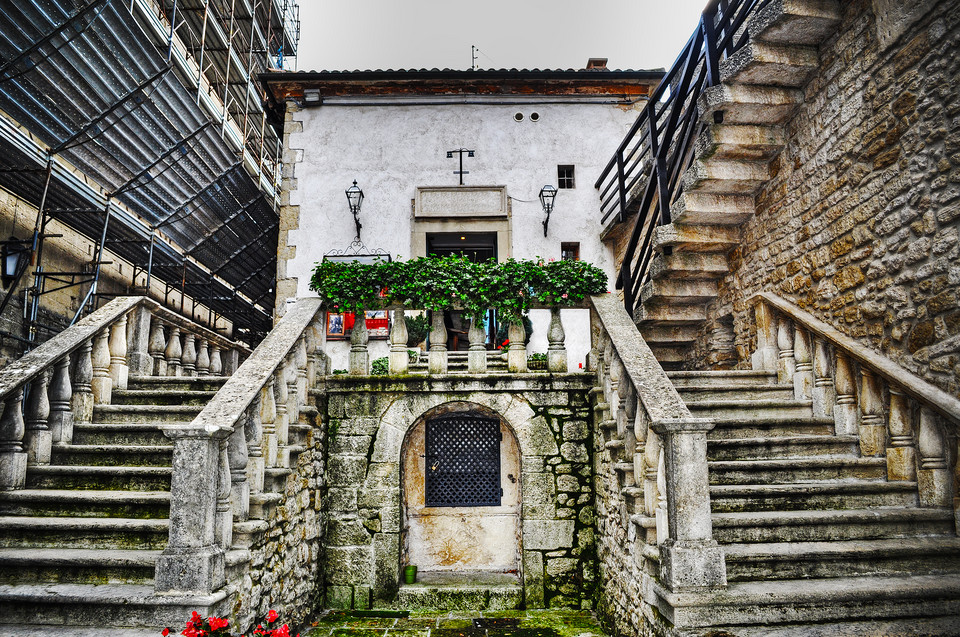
[156,298,324,594]
[589,294,727,593]
[0,296,249,491]
[752,292,960,513]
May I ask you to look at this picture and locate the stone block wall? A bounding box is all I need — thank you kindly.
[693,0,960,395]
[317,375,597,610]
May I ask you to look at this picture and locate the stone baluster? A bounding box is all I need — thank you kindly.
[195,339,210,377]
[858,369,885,456]
[260,377,278,468]
[655,452,667,545]
[149,321,167,376]
[812,338,834,417]
[285,354,300,429]
[608,352,622,424]
[632,396,647,483]
[48,356,74,445]
[651,418,727,590]
[209,344,223,376]
[304,327,318,388]
[602,339,614,400]
[126,305,153,377]
[215,438,232,549]
[181,333,197,377]
[833,352,857,435]
[886,390,916,481]
[295,337,308,404]
[467,316,487,374]
[91,329,112,405]
[108,313,129,391]
[165,326,182,376]
[156,425,229,594]
[793,326,813,400]
[917,406,950,507]
[507,321,527,373]
[752,300,777,372]
[273,369,290,468]
[547,307,567,373]
[428,311,448,375]
[389,308,409,374]
[72,340,94,425]
[223,348,239,376]
[620,379,637,488]
[349,309,370,375]
[228,421,249,522]
[24,371,51,466]
[776,316,795,384]
[0,390,27,489]
[643,431,661,526]
[245,396,265,496]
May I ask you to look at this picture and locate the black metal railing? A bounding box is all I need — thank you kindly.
[595,0,773,315]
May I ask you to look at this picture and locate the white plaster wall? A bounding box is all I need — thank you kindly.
[288,98,641,370]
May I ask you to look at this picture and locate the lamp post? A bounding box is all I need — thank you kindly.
[345,180,364,240]
[539,185,557,237]
[1,236,28,289]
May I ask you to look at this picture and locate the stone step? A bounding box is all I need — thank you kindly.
[111,389,217,406]
[635,302,708,325]
[669,192,756,227]
[92,404,203,425]
[707,416,834,440]
[0,517,168,550]
[25,466,171,491]
[667,370,777,387]
[708,435,860,461]
[0,548,158,585]
[126,376,228,393]
[289,423,313,447]
[653,223,741,253]
[710,481,918,513]
[72,423,168,447]
[50,444,172,467]
[640,279,719,305]
[720,41,820,88]
[709,456,888,485]
[0,490,169,519]
[686,398,813,420]
[676,383,796,401]
[695,123,786,162]
[649,251,730,280]
[698,83,805,125]
[724,537,960,582]
[647,344,688,365]
[712,508,957,544]
[640,324,701,344]
[681,159,771,195]
[394,571,523,611]
[749,0,842,47]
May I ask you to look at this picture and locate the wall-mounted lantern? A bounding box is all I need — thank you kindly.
[539,185,557,237]
[1,236,29,289]
[345,180,364,240]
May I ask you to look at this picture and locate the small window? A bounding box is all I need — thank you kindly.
[561,242,580,261]
[558,165,575,189]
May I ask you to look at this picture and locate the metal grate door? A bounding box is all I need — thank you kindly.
[425,413,501,507]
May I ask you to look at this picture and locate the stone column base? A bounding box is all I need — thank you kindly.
[155,545,225,594]
[0,451,27,489]
[659,539,727,591]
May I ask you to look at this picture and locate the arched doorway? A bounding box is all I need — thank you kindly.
[401,402,521,575]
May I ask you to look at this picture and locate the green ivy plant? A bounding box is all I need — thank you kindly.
[310,256,608,322]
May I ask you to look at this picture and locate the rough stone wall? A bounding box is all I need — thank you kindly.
[317,375,596,610]
[231,420,326,633]
[694,0,960,395]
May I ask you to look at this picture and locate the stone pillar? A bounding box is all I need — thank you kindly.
[793,327,813,400]
[223,348,239,376]
[812,338,834,417]
[776,316,795,385]
[858,369,885,457]
[885,390,916,481]
[389,308,409,375]
[506,321,527,373]
[48,356,74,445]
[349,309,370,375]
[917,406,950,508]
[108,314,129,391]
[209,344,223,376]
[547,307,567,373]
[228,423,249,522]
[91,329,112,405]
[195,340,210,377]
[72,340,94,425]
[181,333,197,377]
[467,316,487,374]
[0,390,27,489]
[156,425,228,594]
[752,301,777,372]
[260,378,278,468]
[651,418,727,591]
[428,311,448,375]
[833,352,857,435]
[165,326,182,376]
[149,321,167,377]
[127,305,154,377]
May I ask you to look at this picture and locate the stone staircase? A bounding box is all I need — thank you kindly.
[0,375,308,633]
[409,351,510,374]
[638,0,842,366]
[668,369,960,632]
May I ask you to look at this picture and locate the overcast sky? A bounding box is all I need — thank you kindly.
[293,0,709,73]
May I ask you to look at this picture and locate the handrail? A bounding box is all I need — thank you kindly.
[754,292,960,426]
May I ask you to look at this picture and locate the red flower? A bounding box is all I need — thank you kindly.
[266,610,280,623]
[207,617,229,631]
[162,629,170,636]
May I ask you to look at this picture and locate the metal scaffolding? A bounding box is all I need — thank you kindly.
[0,0,299,345]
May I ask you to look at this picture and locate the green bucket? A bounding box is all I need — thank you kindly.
[403,565,418,584]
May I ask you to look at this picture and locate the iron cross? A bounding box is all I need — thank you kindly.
[446,148,475,185]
